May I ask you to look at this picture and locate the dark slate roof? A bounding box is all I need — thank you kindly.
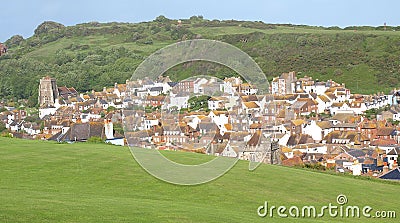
[99,99,108,104]
[48,131,62,141]
[149,86,163,92]
[89,123,105,138]
[347,149,366,158]
[167,82,178,87]
[71,123,90,141]
[60,122,104,141]
[379,168,400,180]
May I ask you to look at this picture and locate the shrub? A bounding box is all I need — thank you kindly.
[87,136,104,144]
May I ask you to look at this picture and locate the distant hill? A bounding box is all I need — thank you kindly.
[1,16,400,105]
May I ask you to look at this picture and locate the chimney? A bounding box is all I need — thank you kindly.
[383,162,389,173]
[103,87,107,93]
[114,83,118,88]
[104,119,114,140]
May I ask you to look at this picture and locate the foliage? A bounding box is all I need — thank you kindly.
[87,136,104,143]
[303,162,326,171]
[5,35,25,47]
[188,95,210,111]
[106,106,116,113]
[387,118,400,126]
[24,115,40,123]
[364,105,390,119]
[305,112,317,119]
[34,21,65,36]
[1,131,12,137]
[145,105,160,113]
[113,122,124,135]
[364,108,378,119]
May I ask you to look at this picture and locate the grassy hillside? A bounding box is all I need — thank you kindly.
[0,137,398,222]
[1,17,400,104]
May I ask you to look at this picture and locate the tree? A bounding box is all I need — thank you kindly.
[113,123,124,135]
[387,118,400,126]
[154,15,169,23]
[5,35,24,48]
[107,106,116,113]
[188,95,210,111]
[364,108,378,119]
[87,136,104,143]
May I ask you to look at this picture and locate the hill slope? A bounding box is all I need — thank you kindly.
[1,17,400,104]
[0,137,398,222]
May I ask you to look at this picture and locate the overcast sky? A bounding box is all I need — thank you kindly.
[1,0,399,42]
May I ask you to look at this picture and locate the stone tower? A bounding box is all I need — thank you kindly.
[38,76,58,107]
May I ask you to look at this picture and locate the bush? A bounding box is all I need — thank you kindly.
[34,21,65,35]
[304,163,326,171]
[87,136,104,144]
[1,131,12,138]
[5,35,25,48]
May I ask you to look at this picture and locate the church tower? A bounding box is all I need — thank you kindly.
[38,76,58,107]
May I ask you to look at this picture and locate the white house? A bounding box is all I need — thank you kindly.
[208,97,226,110]
[168,93,189,110]
[242,101,260,113]
[348,101,367,115]
[277,131,291,146]
[387,148,399,169]
[208,110,229,130]
[183,115,202,130]
[221,77,241,95]
[302,120,333,142]
[39,107,57,119]
[329,102,351,115]
[219,142,239,158]
[316,95,332,113]
[303,82,328,95]
[194,78,209,94]
[352,160,363,176]
[143,118,159,130]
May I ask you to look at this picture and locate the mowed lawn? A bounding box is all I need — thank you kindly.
[0,138,398,223]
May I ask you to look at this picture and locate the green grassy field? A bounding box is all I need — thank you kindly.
[0,137,398,222]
